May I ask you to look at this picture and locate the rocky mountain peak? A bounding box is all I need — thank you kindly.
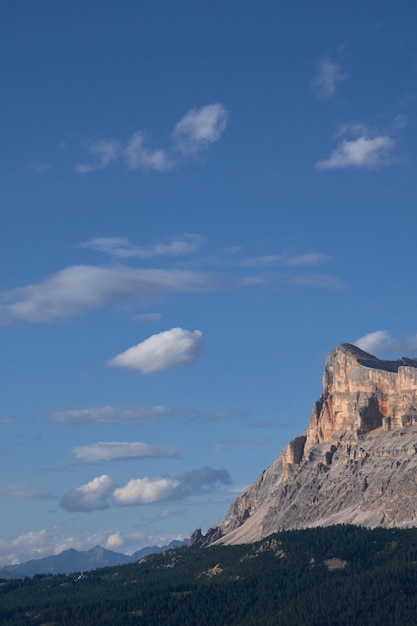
[200,344,417,546]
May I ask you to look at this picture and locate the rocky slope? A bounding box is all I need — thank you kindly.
[193,343,417,546]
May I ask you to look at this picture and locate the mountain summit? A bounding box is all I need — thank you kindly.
[194,343,417,546]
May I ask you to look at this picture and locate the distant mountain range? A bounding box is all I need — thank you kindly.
[0,539,188,578]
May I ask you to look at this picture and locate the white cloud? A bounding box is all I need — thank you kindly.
[79,233,202,258]
[105,531,124,550]
[75,103,228,174]
[316,123,396,171]
[354,330,417,356]
[124,131,173,171]
[108,327,203,374]
[113,477,181,505]
[60,474,116,512]
[0,265,218,324]
[316,135,395,170]
[113,467,231,506]
[172,103,228,156]
[71,441,178,462]
[312,56,347,98]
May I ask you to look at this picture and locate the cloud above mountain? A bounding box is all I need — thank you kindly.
[354,330,417,356]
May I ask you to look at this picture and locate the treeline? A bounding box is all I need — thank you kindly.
[1,525,417,625]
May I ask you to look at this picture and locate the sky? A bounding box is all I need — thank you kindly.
[1,0,417,565]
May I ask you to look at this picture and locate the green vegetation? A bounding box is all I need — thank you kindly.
[1,525,417,625]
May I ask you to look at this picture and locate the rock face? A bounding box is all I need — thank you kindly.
[200,343,417,546]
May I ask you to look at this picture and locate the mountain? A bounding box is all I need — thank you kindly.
[193,343,417,546]
[0,539,187,578]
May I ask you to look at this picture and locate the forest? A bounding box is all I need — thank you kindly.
[1,525,417,625]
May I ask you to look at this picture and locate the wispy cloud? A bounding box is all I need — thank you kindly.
[47,405,196,425]
[71,441,179,462]
[316,123,396,170]
[0,265,219,324]
[46,404,247,426]
[75,103,228,174]
[108,328,203,374]
[211,438,266,454]
[243,252,328,267]
[354,330,417,356]
[75,139,120,173]
[312,56,347,98]
[285,273,345,289]
[79,233,202,258]
[60,467,231,512]
[0,483,56,500]
[135,312,162,321]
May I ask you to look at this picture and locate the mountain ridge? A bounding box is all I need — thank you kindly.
[192,343,417,546]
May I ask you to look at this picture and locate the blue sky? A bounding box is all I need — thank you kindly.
[1,0,417,564]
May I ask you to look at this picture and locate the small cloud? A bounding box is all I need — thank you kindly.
[60,474,116,512]
[0,415,20,426]
[393,114,408,130]
[316,134,395,171]
[75,139,120,174]
[71,441,178,462]
[354,330,417,356]
[31,161,53,173]
[135,312,162,321]
[75,104,227,174]
[105,531,124,550]
[79,233,202,259]
[124,131,173,171]
[312,56,347,98]
[172,103,228,157]
[108,328,203,374]
[284,253,329,266]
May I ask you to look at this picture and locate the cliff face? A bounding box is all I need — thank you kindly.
[196,344,417,546]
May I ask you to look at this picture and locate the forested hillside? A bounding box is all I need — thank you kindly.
[1,525,417,625]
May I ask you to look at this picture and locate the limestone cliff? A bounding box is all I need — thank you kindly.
[195,343,417,546]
